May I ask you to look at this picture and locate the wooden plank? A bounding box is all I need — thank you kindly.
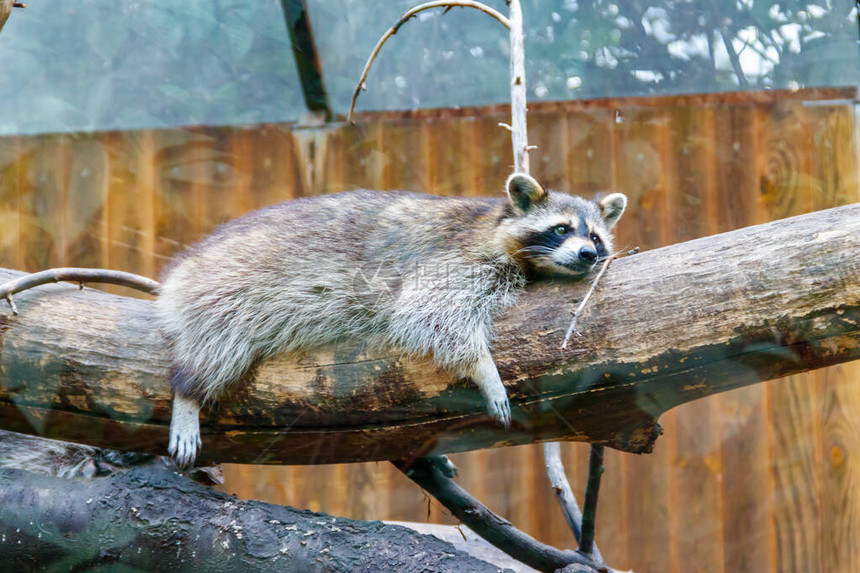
[193,127,248,234]
[151,129,201,276]
[808,102,860,573]
[528,110,569,191]
[719,384,776,572]
[564,109,615,196]
[244,125,304,207]
[104,131,158,286]
[668,397,727,573]
[64,135,109,269]
[667,104,717,241]
[0,137,19,268]
[713,104,764,232]
[817,362,860,573]
[475,114,513,192]
[18,134,69,270]
[769,374,822,573]
[611,106,672,250]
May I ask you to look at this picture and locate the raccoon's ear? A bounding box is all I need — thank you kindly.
[506,173,548,213]
[598,193,627,229]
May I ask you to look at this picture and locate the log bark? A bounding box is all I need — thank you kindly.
[0,466,502,572]
[0,204,858,465]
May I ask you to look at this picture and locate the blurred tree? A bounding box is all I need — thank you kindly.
[0,0,856,134]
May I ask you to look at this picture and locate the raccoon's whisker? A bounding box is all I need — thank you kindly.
[513,245,555,256]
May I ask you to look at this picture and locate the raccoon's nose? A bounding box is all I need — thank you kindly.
[579,246,598,263]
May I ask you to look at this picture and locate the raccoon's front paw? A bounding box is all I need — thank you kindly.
[169,395,202,468]
[487,395,512,428]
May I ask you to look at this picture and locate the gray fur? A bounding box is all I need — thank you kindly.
[157,174,626,466]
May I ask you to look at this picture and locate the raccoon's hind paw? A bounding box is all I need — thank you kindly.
[169,426,201,469]
[423,455,458,478]
[168,394,202,468]
[487,396,512,429]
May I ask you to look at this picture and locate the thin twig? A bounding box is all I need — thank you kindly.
[578,444,605,556]
[561,255,616,349]
[348,1,511,122]
[1,268,160,315]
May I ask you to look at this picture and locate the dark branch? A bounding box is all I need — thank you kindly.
[0,465,503,572]
[578,445,605,557]
[393,456,608,573]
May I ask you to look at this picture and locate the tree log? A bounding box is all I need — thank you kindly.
[0,204,857,465]
[0,466,502,572]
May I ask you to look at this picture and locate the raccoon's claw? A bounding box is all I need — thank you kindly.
[169,394,202,469]
[168,426,201,469]
[488,396,512,428]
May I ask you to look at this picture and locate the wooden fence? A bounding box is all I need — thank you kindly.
[0,86,858,572]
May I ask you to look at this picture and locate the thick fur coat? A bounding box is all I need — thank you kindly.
[157,174,626,466]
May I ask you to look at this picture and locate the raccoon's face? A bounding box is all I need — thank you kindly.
[502,173,627,277]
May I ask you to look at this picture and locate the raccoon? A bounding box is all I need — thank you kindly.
[157,173,626,467]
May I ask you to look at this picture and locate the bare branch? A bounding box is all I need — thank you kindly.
[542,442,604,563]
[719,28,749,89]
[507,0,529,172]
[0,268,159,315]
[348,1,511,122]
[394,456,609,573]
[578,445,605,557]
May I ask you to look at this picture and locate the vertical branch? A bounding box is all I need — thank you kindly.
[543,442,583,541]
[579,445,605,556]
[508,0,529,173]
[544,443,604,562]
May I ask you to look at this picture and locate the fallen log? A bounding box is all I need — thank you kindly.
[0,204,858,464]
[0,465,504,572]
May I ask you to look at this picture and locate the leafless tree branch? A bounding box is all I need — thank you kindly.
[348,1,511,122]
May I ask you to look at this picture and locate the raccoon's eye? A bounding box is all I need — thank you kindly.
[590,233,602,245]
[553,225,569,236]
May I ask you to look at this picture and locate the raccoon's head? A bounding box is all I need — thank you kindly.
[500,173,627,277]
